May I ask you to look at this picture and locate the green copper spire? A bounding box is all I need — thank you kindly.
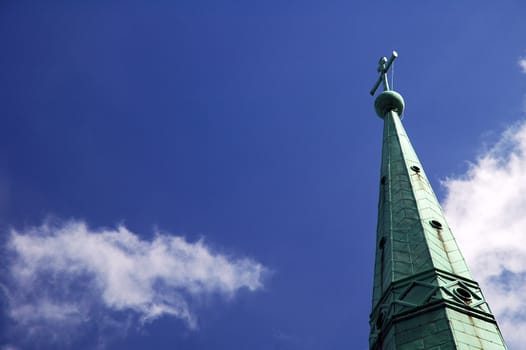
[369,51,507,349]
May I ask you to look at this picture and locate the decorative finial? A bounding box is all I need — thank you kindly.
[370,51,398,96]
[370,51,405,118]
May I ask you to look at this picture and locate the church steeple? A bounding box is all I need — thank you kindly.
[369,51,507,349]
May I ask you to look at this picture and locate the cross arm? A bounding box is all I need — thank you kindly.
[369,51,398,96]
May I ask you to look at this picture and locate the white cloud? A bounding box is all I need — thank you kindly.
[3,220,267,345]
[443,121,526,349]
[519,58,526,73]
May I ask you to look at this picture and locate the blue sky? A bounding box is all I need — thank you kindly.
[1,1,526,349]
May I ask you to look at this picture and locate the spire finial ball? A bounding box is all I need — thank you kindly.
[374,90,405,118]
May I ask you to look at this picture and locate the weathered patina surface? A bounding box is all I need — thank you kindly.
[369,52,507,349]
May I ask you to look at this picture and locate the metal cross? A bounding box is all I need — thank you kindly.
[370,51,398,96]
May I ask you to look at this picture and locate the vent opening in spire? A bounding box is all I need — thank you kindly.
[430,220,443,229]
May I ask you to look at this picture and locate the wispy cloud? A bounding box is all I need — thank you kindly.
[519,58,526,74]
[443,121,526,348]
[1,220,267,347]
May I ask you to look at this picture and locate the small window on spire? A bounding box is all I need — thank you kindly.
[410,165,421,173]
[454,287,472,303]
[430,220,443,229]
[379,237,386,249]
